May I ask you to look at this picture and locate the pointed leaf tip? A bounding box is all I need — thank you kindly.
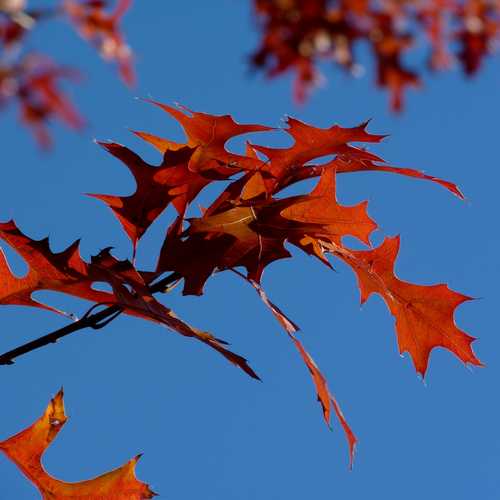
[0,390,155,498]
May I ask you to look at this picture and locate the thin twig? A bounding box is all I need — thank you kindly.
[0,272,181,366]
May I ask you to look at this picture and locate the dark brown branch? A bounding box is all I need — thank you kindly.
[0,272,181,366]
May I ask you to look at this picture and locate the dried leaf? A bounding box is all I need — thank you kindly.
[0,389,156,499]
[332,237,482,376]
[246,277,356,467]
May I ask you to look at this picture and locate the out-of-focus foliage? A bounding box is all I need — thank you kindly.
[0,0,133,147]
[251,0,500,109]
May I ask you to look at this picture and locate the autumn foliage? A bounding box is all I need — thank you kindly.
[0,0,133,147]
[0,389,156,499]
[2,0,499,148]
[251,0,500,109]
[0,99,481,495]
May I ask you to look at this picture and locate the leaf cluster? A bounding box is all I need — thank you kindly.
[251,0,500,109]
[0,0,133,147]
[0,101,481,496]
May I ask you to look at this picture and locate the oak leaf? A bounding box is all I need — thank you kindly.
[162,166,374,294]
[0,104,479,470]
[331,236,482,376]
[0,220,112,314]
[0,221,259,378]
[245,276,357,467]
[90,142,207,251]
[0,389,156,499]
[249,116,386,195]
[143,100,272,173]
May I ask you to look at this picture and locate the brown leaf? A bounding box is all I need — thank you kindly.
[90,142,207,250]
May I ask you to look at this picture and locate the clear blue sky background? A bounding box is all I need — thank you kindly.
[0,1,499,499]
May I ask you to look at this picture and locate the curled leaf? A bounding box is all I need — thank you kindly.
[0,389,156,499]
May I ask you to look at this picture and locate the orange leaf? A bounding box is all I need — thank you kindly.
[145,100,272,172]
[0,389,156,499]
[89,248,261,380]
[280,166,377,246]
[250,116,386,189]
[246,277,356,468]
[280,157,464,199]
[0,222,259,378]
[0,220,112,314]
[333,236,482,376]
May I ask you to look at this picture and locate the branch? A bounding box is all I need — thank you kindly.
[0,272,181,366]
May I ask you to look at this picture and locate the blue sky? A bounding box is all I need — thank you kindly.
[1,1,499,499]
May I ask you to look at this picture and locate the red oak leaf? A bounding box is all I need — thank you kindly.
[0,389,156,499]
[0,221,259,378]
[332,236,482,376]
[158,210,292,296]
[89,141,208,251]
[161,165,374,293]
[244,276,357,468]
[144,100,272,173]
[0,220,112,314]
[90,248,260,380]
[280,165,377,247]
[253,116,385,174]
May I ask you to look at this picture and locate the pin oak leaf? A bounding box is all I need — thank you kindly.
[0,102,481,470]
[0,220,258,379]
[0,389,156,499]
[330,236,482,376]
